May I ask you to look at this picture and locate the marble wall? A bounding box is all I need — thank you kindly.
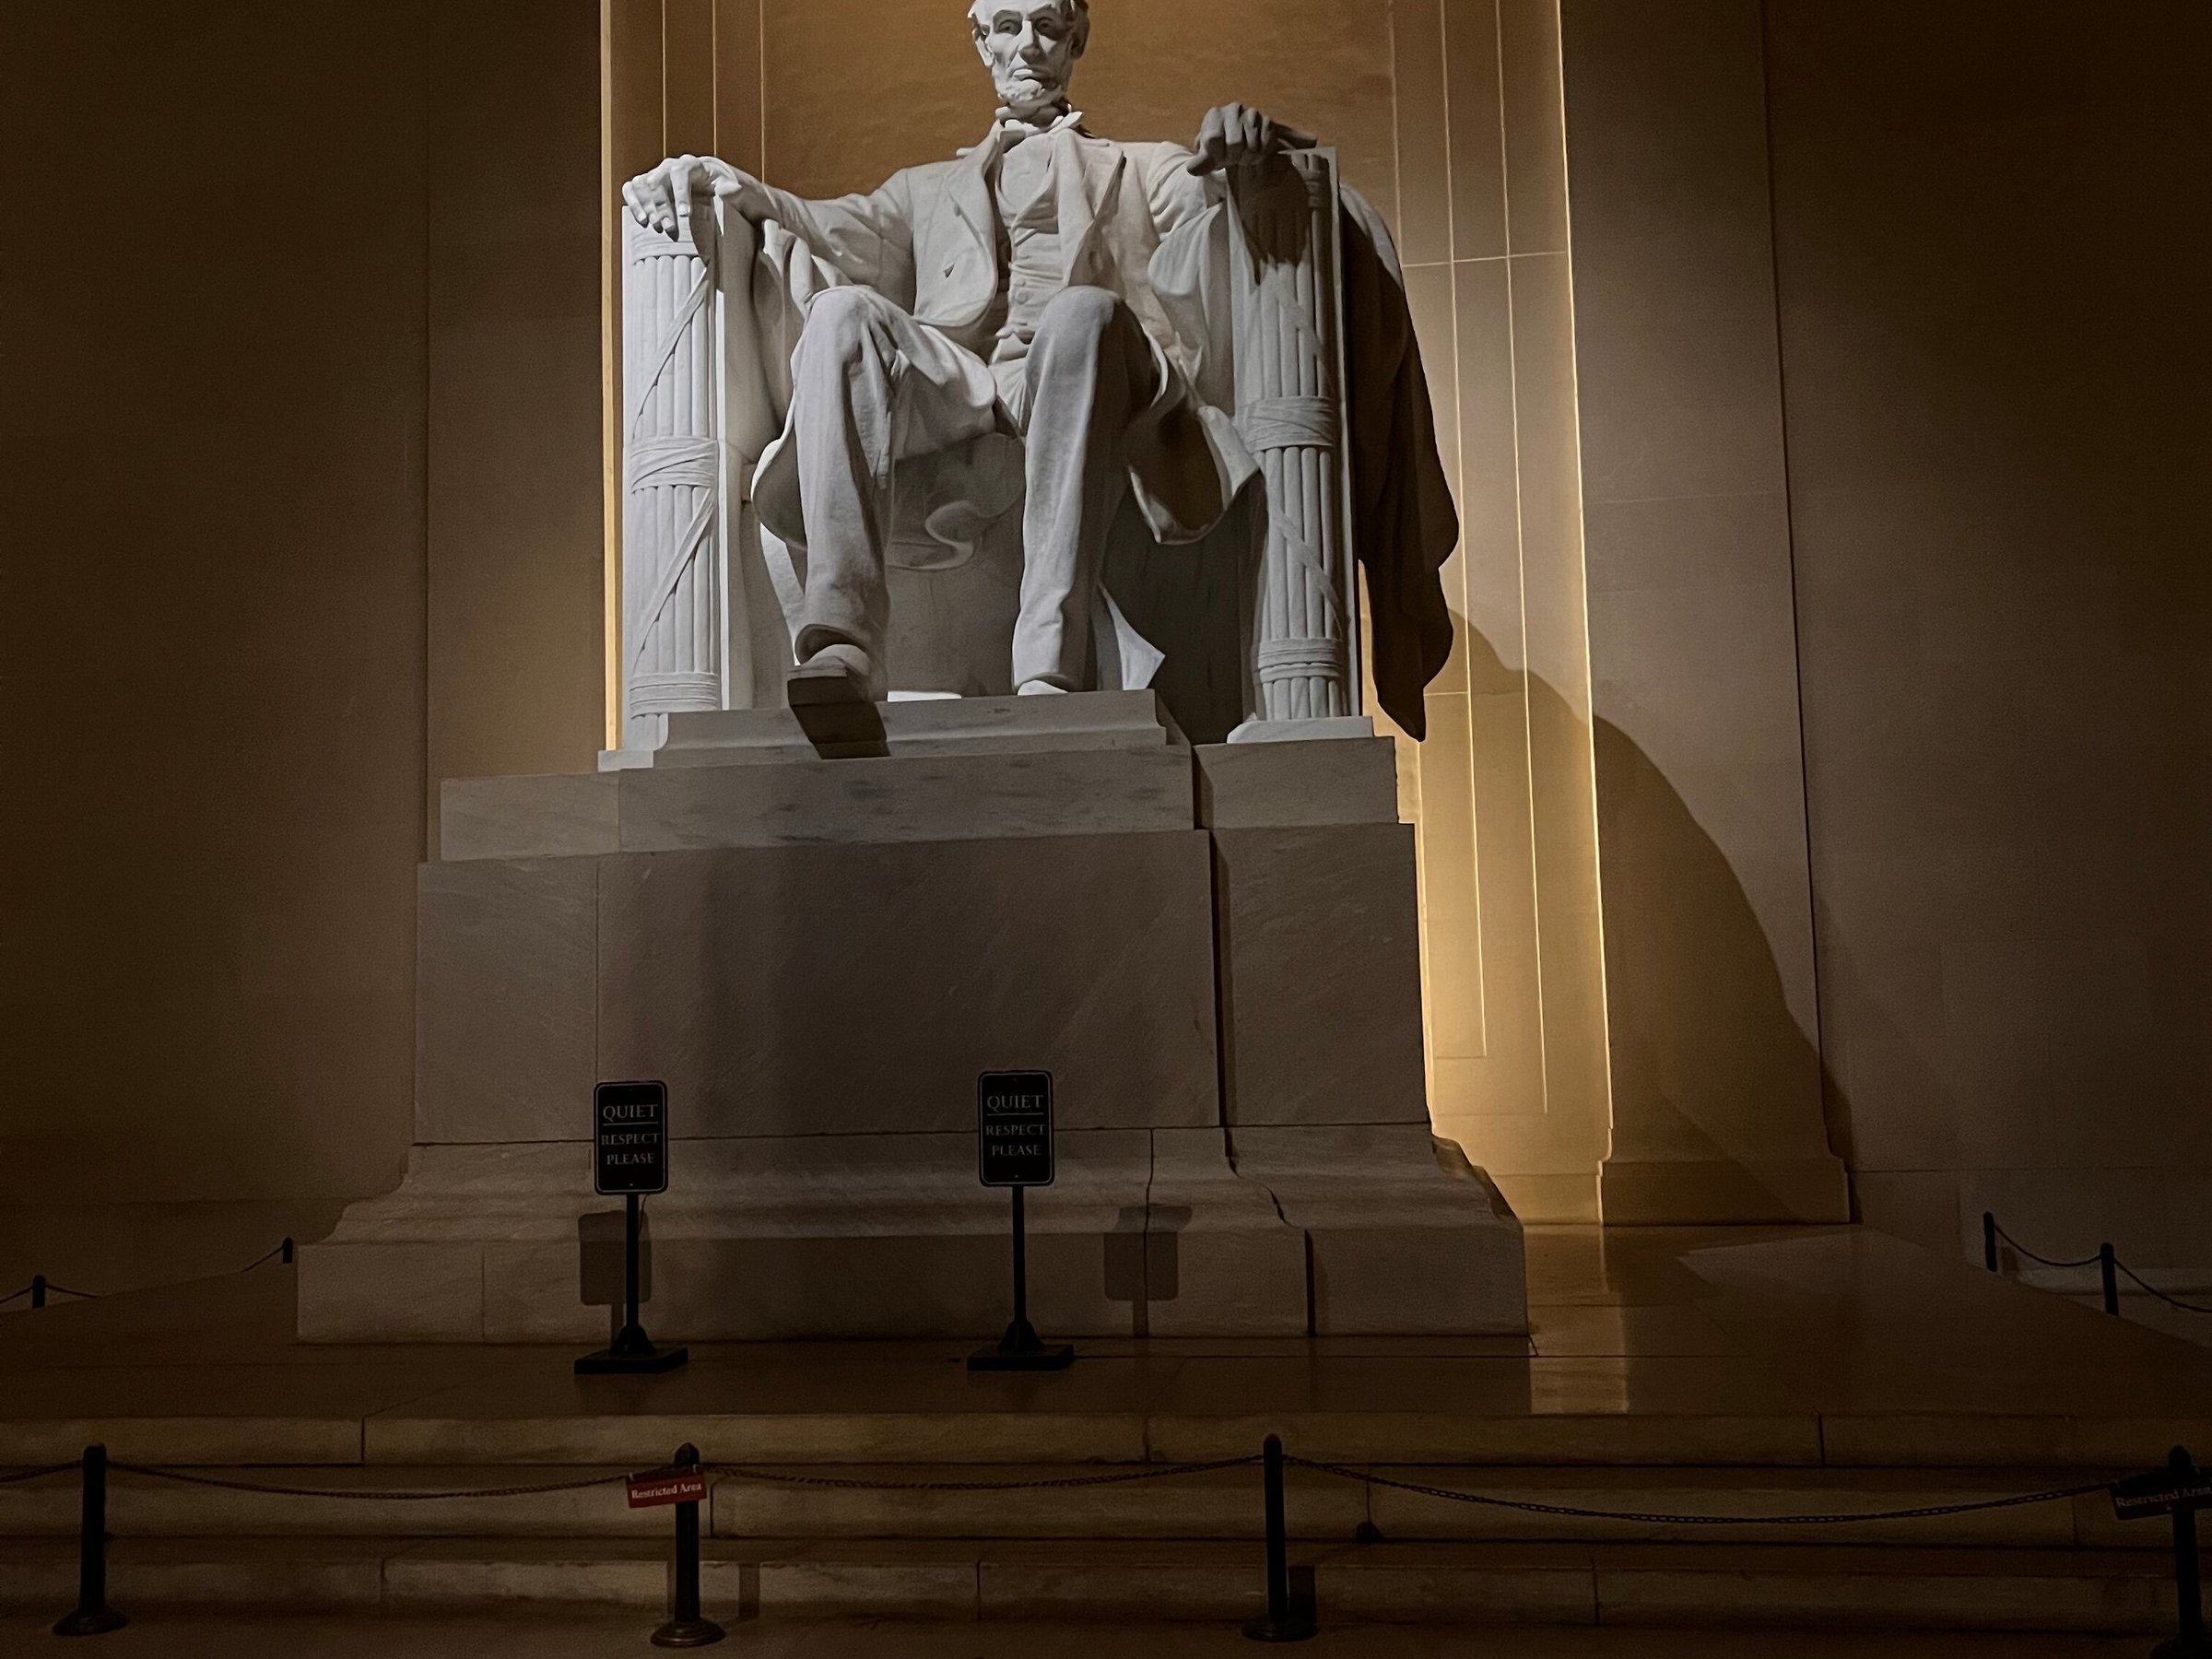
[1557,0,2208,1249]
[0,0,607,1292]
[1764,0,2212,1265]
[606,0,1618,1220]
[0,0,433,1285]
[1558,0,1846,1222]
[429,2,609,800]
[1389,0,1614,1222]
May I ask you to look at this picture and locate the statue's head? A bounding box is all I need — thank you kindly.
[967,1,1089,120]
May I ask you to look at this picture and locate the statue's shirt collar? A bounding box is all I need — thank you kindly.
[963,107,1088,160]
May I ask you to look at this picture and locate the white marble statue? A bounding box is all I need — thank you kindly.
[620,0,1460,735]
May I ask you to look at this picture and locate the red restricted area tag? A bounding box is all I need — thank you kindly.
[627,1466,709,1509]
[2112,1468,2212,1520]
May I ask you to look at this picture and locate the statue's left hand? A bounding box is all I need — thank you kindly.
[1187,103,1317,176]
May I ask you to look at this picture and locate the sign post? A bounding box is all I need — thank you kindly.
[970,1070,1074,1372]
[577,1081,688,1376]
[2112,1446,2212,1657]
[631,1442,724,1648]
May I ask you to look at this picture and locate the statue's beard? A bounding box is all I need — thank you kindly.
[994,66,1068,115]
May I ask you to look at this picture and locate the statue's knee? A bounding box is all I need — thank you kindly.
[799,287,884,366]
[1035,285,1122,351]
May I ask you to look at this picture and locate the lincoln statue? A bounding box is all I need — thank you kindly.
[623,0,1458,730]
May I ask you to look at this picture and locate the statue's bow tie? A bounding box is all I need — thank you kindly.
[996,108,1083,149]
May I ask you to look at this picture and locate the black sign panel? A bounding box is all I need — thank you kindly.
[2112,1468,2212,1519]
[594,1081,669,1196]
[978,1071,1054,1189]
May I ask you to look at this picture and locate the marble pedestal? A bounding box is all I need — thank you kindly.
[300,694,1526,1342]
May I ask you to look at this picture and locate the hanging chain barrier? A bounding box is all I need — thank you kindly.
[1986,1215,2103,1271]
[1984,1211,2212,1317]
[0,1457,1263,1504]
[2113,1258,2212,1318]
[0,1450,2124,1526]
[0,1239,296,1313]
[700,1455,1263,1493]
[1283,1456,2110,1528]
[8,1437,2189,1651]
[107,1465,636,1502]
[0,1463,78,1487]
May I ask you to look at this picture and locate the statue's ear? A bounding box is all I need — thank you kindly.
[971,20,994,69]
[1070,13,1090,58]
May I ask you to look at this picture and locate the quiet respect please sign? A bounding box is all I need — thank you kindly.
[977,1071,1054,1189]
[594,1081,669,1197]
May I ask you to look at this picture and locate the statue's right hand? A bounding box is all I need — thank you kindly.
[622,155,763,238]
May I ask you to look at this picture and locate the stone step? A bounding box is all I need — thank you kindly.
[0,1535,2183,1634]
[0,1463,2149,1548]
[8,1402,2202,1472]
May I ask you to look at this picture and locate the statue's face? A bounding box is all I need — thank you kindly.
[968,2,1087,118]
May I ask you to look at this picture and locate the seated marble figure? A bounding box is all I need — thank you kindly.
[623,0,1458,736]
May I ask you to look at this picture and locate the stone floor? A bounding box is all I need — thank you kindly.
[5,1226,2209,1638]
[5,1224,2211,1468]
[0,1614,2156,1654]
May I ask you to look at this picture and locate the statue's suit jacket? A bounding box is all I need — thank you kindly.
[748,124,1254,547]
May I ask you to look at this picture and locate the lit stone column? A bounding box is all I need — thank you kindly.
[619,203,727,754]
[1229,149,1357,730]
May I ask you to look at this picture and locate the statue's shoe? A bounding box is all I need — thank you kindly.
[1017,679,1071,697]
[788,643,881,706]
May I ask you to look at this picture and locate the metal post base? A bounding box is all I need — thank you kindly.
[968,1317,1073,1373]
[651,1617,726,1648]
[577,1343,688,1375]
[578,1322,688,1376]
[52,1608,128,1639]
[1242,1612,1318,1644]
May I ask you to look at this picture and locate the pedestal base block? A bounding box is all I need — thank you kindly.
[1231,1126,1529,1335]
[306,695,1529,1342]
[300,1133,1320,1343]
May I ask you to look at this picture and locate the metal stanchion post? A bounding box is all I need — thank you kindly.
[280,1238,295,1266]
[970,1186,1074,1372]
[31,1275,47,1312]
[52,1444,126,1637]
[2103,1243,2122,1317]
[1243,1435,1316,1643]
[2156,1449,2212,1658]
[1983,1212,1999,1273]
[578,1192,687,1375]
[652,1442,724,1649]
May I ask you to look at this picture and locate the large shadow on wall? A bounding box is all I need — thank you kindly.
[1446,615,1844,1216]
[1593,718,1832,1181]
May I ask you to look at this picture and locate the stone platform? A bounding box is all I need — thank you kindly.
[8,1230,2212,1637]
[300,693,1525,1343]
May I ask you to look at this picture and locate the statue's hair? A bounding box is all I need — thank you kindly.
[968,0,1090,51]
